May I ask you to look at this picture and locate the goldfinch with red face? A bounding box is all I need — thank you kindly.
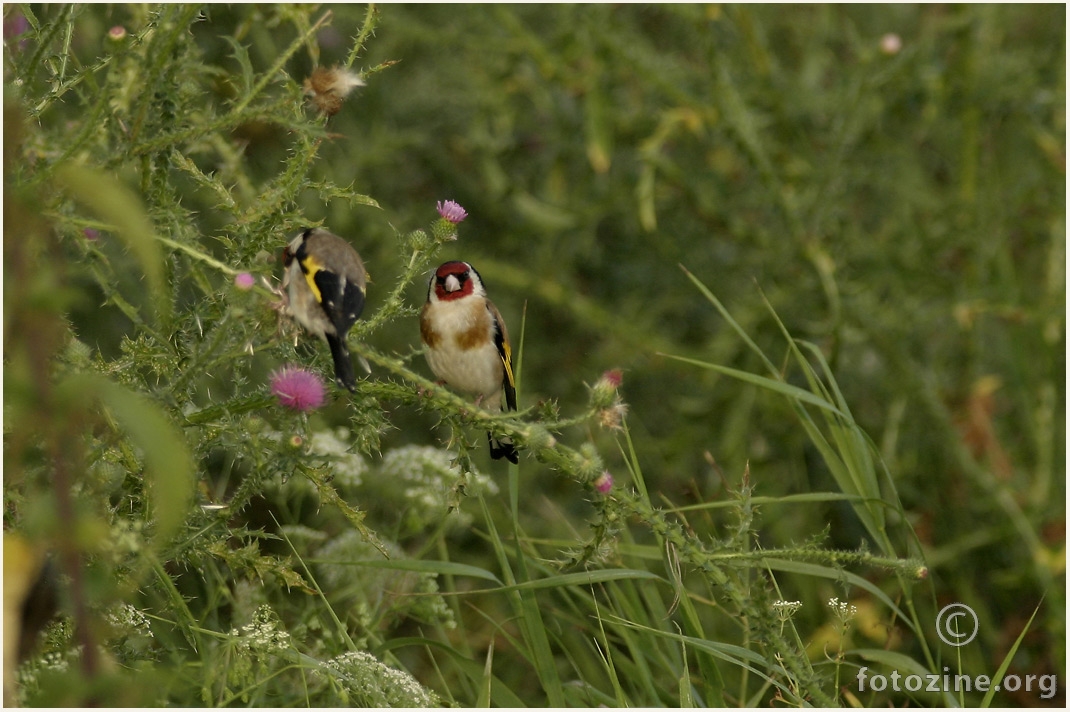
[282,228,367,391]
[420,261,518,463]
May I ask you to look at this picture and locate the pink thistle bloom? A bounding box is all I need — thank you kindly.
[82,228,100,241]
[108,25,126,41]
[594,471,614,494]
[600,369,623,389]
[271,366,326,412]
[436,200,468,224]
[234,272,255,290]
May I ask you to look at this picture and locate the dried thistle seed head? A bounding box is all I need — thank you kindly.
[310,91,343,116]
[303,66,365,116]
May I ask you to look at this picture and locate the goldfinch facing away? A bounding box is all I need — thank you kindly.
[282,228,367,391]
[420,261,518,463]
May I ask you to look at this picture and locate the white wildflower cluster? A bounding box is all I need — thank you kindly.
[827,597,858,625]
[14,637,79,706]
[309,427,368,491]
[106,603,154,638]
[377,445,498,530]
[105,517,146,557]
[228,604,291,654]
[15,651,69,705]
[315,531,456,631]
[38,650,70,672]
[772,599,803,621]
[323,650,440,707]
[316,531,406,593]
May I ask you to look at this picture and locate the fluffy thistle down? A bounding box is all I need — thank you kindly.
[303,66,365,116]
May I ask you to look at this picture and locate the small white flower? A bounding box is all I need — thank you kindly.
[42,650,69,671]
[827,597,858,624]
[106,603,154,638]
[229,605,291,654]
[772,599,802,621]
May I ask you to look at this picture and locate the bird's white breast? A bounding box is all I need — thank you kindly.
[423,297,504,409]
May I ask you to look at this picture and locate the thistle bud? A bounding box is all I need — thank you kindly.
[572,443,604,481]
[593,471,614,494]
[523,424,557,451]
[589,368,623,408]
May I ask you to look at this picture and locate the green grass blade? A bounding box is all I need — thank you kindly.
[313,557,503,585]
[478,638,494,708]
[981,601,1043,707]
[479,495,564,705]
[659,353,849,416]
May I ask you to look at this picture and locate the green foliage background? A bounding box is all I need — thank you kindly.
[3,3,1064,707]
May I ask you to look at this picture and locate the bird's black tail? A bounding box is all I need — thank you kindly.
[326,333,356,392]
[488,387,518,463]
[488,433,518,463]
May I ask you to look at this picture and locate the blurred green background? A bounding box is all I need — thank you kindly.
[257,3,1068,695]
[299,3,1066,567]
[4,2,1064,706]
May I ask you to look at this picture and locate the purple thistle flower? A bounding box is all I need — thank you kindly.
[271,366,326,412]
[436,200,467,224]
[234,272,255,290]
[82,228,100,241]
[107,25,127,41]
[594,471,614,494]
